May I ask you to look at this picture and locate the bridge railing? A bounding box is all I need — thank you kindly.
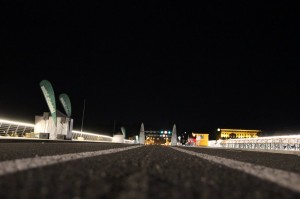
[72,130,113,142]
[219,135,300,151]
[0,119,35,137]
[72,130,135,144]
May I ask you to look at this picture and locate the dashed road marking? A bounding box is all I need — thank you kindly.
[173,147,300,193]
[0,145,142,176]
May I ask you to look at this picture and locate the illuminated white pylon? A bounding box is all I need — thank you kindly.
[139,123,145,144]
[171,124,177,146]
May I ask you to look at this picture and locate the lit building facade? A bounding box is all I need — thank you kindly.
[145,130,172,145]
[140,123,177,146]
[217,128,261,139]
[191,133,209,146]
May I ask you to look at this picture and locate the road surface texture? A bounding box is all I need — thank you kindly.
[0,141,299,199]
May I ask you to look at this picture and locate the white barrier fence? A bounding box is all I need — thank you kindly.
[0,119,34,137]
[209,135,300,151]
[72,130,135,144]
[72,130,113,142]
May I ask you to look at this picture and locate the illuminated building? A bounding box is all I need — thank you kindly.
[140,123,177,145]
[144,130,172,145]
[217,128,261,139]
[191,133,209,146]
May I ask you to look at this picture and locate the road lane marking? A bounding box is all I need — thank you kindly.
[0,145,142,176]
[172,147,300,193]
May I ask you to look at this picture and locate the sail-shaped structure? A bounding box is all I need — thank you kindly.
[139,123,145,144]
[171,124,177,146]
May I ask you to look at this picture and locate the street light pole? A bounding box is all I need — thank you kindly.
[80,99,86,133]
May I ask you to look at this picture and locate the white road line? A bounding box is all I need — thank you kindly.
[172,147,300,193]
[0,145,142,176]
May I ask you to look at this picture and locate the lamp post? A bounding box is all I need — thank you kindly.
[80,99,86,134]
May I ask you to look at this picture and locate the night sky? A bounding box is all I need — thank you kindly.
[1,1,300,138]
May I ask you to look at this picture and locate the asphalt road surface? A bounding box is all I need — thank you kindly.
[0,141,299,199]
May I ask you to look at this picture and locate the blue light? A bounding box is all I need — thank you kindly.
[160,131,163,134]
[168,131,171,134]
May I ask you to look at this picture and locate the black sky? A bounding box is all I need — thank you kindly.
[1,1,300,138]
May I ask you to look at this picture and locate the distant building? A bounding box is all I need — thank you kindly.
[217,128,261,139]
[144,130,172,145]
[139,123,177,145]
[190,133,209,146]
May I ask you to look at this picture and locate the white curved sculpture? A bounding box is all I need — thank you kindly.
[171,124,177,146]
[139,123,145,144]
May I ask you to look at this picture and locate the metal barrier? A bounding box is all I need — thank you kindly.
[219,135,300,151]
[124,139,135,144]
[72,130,135,143]
[0,119,35,137]
[72,130,113,142]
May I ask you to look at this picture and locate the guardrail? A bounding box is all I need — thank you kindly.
[0,119,35,137]
[218,135,300,151]
[72,130,135,143]
[72,130,113,142]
